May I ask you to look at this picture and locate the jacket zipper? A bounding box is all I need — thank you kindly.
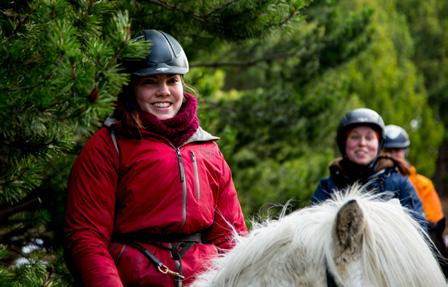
[116,244,127,264]
[176,148,187,227]
[190,151,201,200]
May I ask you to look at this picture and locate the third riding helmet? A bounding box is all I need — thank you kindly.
[125,29,189,76]
[383,124,410,149]
[336,108,385,155]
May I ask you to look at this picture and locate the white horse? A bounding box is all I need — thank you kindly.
[192,186,447,287]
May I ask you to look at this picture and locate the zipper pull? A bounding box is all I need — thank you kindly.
[176,149,185,182]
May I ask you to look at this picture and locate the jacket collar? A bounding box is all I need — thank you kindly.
[183,127,219,145]
[104,117,219,145]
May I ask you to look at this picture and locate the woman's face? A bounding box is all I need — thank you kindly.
[345,126,379,165]
[383,148,407,161]
[135,74,184,120]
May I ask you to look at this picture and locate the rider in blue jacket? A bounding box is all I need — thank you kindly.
[311,108,427,229]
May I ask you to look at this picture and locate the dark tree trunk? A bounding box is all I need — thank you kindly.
[434,138,448,197]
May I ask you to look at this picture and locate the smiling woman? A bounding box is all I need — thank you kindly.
[63,29,247,287]
[310,108,428,230]
[345,126,379,165]
[135,74,184,120]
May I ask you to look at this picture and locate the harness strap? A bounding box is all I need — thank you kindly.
[112,232,204,243]
[112,232,204,285]
[177,242,195,258]
[127,241,185,280]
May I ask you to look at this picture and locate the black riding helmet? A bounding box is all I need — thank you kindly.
[336,108,385,156]
[383,124,410,149]
[125,29,189,76]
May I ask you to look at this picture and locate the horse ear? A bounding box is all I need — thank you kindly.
[334,199,365,261]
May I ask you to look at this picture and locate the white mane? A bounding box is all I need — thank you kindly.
[192,186,446,287]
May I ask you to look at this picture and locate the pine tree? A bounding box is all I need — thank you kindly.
[0,1,147,284]
[0,0,311,284]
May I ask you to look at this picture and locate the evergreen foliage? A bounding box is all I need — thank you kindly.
[340,0,443,175]
[394,0,448,194]
[0,0,444,284]
[0,1,147,284]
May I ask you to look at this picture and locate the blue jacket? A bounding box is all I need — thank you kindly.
[312,157,427,229]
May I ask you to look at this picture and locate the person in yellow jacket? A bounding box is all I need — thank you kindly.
[383,124,448,277]
[408,165,444,224]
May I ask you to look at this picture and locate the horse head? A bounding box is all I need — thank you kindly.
[192,185,446,287]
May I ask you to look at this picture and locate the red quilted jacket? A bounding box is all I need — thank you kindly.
[64,126,247,286]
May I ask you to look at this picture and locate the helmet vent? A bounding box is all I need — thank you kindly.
[161,32,183,56]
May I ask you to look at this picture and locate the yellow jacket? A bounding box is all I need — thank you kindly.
[408,165,444,224]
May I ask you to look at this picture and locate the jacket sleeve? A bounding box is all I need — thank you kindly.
[414,175,444,224]
[64,128,123,287]
[311,178,334,205]
[398,176,429,231]
[205,149,247,251]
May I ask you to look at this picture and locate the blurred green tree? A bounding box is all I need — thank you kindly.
[394,0,448,194]
[0,0,444,285]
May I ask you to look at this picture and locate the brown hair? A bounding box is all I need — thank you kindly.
[376,154,410,176]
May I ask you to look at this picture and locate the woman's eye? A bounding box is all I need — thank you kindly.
[168,77,180,84]
[366,134,376,141]
[141,79,156,85]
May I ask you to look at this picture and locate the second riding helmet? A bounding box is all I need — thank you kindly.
[125,29,189,76]
[336,108,385,155]
[383,124,410,149]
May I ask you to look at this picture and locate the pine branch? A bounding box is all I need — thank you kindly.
[191,48,305,68]
[204,0,240,17]
[0,197,42,223]
[143,0,208,24]
[142,0,301,35]
[277,7,300,27]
